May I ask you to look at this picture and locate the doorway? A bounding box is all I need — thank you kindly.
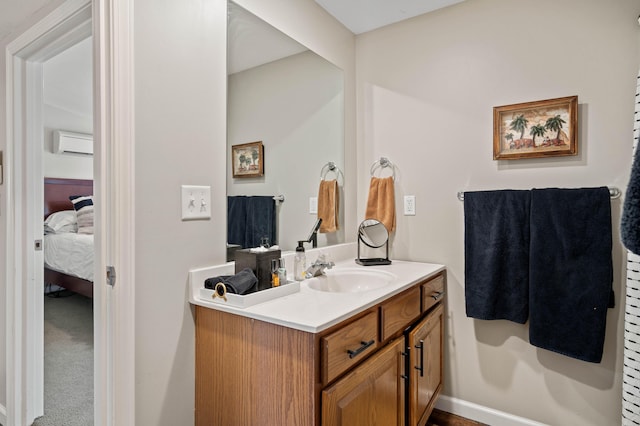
[5,5,94,425]
[35,36,94,425]
[3,0,136,424]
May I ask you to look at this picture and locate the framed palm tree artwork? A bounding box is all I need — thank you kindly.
[493,95,578,160]
[232,141,264,178]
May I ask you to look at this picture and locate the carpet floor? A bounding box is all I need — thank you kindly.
[32,291,93,426]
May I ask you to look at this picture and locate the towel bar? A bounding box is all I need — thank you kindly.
[370,157,396,180]
[457,187,622,201]
[272,195,285,203]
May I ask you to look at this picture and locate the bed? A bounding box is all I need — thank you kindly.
[43,177,94,298]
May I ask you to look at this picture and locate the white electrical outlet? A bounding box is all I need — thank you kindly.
[181,185,211,220]
[309,197,318,214]
[404,195,416,216]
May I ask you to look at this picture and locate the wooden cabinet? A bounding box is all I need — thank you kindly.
[380,286,421,341]
[421,274,444,313]
[195,271,445,426]
[407,304,443,426]
[322,338,406,426]
[322,310,379,384]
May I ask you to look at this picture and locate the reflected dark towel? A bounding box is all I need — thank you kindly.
[227,196,247,247]
[529,187,613,363]
[245,196,276,248]
[204,268,258,295]
[464,190,530,323]
[227,196,276,248]
[622,147,640,254]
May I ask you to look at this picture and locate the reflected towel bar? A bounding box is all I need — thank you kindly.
[457,187,621,201]
[320,161,344,183]
[272,195,285,203]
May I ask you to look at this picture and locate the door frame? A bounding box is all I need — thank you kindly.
[3,0,135,424]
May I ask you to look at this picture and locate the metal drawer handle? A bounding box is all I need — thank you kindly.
[347,340,375,359]
[431,291,444,301]
[415,339,424,377]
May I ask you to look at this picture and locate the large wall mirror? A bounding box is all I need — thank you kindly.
[227,1,345,257]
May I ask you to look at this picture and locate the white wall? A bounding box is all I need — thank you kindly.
[133,0,354,424]
[227,50,344,251]
[356,0,640,424]
[42,104,92,179]
[42,36,93,180]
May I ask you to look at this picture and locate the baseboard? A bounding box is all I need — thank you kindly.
[0,402,6,425]
[435,395,549,426]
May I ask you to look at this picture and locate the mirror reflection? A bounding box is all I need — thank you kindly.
[226,1,345,257]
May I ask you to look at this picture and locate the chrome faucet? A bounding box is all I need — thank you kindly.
[304,255,335,278]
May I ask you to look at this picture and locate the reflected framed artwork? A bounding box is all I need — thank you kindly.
[493,95,578,160]
[232,141,264,178]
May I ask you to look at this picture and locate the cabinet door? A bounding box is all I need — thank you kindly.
[408,303,443,426]
[322,338,405,426]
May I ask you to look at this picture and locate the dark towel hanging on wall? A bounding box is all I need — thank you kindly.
[622,147,640,255]
[464,190,531,324]
[463,187,614,363]
[529,187,613,363]
[227,196,276,249]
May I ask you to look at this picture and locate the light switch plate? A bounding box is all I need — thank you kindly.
[181,185,211,220]
[404,195,416,216]
[309,197,318,214]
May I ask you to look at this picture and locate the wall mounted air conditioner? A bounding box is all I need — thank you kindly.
[53,130,93,156]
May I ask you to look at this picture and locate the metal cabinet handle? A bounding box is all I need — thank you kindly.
[401,350,409,380]
[414,339,424,377]
[347,340,375,359]
[431,291,444,301]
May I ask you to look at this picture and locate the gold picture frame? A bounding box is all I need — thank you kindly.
[493,95,578,160]
[232,141,264,178]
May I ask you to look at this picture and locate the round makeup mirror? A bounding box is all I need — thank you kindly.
[358,219,388,247]
[356,219,391,266]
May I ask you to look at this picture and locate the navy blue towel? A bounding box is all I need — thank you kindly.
[529,187,613,363]
[464,190,531,324]
[622,147,640,255]
[227,196,276,249]
[204,268,258,295]
[227,196,248,247]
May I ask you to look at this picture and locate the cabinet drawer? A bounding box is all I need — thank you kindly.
[380,286,421,341]
[322,311,379,384]
[421,274,445,313]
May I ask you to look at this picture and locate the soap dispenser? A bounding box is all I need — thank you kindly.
[294,241,306,281]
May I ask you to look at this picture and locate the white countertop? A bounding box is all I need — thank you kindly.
[188,243,445,333]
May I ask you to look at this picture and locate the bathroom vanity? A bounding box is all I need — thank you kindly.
[190,252,445,426]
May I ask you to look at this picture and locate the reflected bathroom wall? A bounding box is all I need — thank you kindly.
[227,1,345,252]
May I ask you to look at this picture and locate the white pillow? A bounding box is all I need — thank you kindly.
[70,195,94,234]
[44,210,78,234]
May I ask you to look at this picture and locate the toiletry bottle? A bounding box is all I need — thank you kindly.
[294,241,306,281]
[277,257,287,285]
[271,258,280,287]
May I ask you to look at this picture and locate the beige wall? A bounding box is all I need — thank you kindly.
[0,32,6,415]
[6,0,637,423]
[133,0,354,424]
[356,0,640,424]
[228,51,345,251]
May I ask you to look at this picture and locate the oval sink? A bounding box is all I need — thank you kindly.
[306,268,396,293]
